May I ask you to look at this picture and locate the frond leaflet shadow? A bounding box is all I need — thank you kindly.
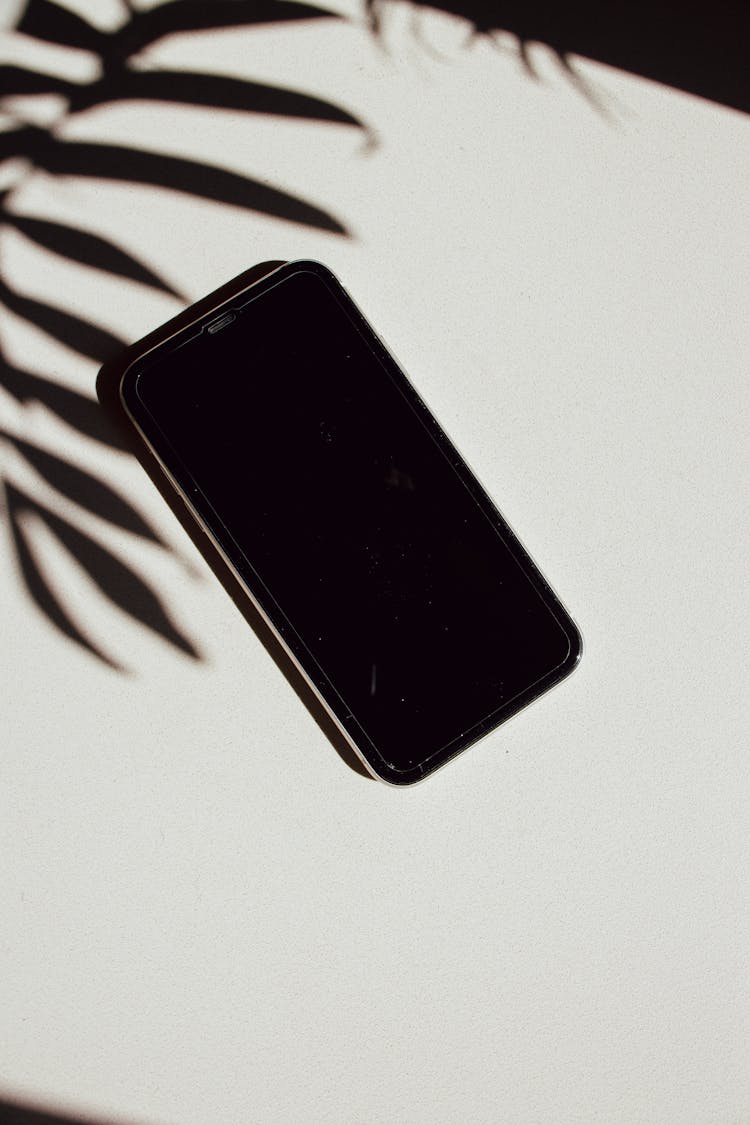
[5,482,200,661]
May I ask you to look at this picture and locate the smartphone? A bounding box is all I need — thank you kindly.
[120,260,581,784]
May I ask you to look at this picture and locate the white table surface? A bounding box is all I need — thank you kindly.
[2,3,749,1122]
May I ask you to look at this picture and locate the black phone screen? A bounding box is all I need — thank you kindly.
[128,263,579,782]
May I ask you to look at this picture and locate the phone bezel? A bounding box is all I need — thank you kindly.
[120,260,581,784]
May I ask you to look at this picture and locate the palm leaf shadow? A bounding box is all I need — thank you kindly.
[4,211,181,297]
[6,482,200,662]
[121,0,344,46]
[2,63,365,132]
[0,64,73,99]
[7,430,165,542]
[5,481,124,670]
[18,0,343,56]
[79,70,363,128]
[15,0,106,54]
[36,136,347,234]
[2,353,128,450]
[0,127,345,235]
[0,277,125,364]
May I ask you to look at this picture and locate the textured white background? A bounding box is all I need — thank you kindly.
[1,2,749,1122]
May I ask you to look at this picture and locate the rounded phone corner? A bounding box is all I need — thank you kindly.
[563,618,584,675]
[367,757,430,788]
